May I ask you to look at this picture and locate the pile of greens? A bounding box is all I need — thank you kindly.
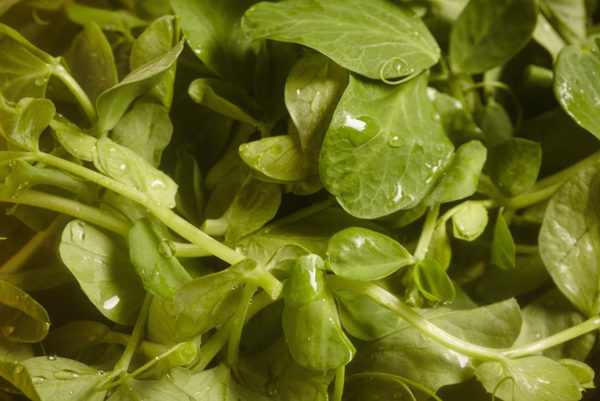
[2,0,600,400]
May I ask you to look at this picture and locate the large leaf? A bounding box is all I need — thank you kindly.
[449,0,537,73]
[554,36,600,141]
[242,0,440,80]
[171,0,259,87]
[475,356,582,401]
[320,74,453,218]
[58,220,145,325]
[539,164,600,316]
[0,280,49,343]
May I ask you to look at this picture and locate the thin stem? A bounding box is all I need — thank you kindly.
[0,188,130,235]
[347,373,443,401]
[502,316,600,358]
[504,183,561,209]
[52,65,97,123]
[531,150,600,193]
[332,366,345,401]
[102,331,171,358]
[414,204,440,261]
[0,215,67,273]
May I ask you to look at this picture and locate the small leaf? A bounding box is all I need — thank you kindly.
[243,0,440,80]
[491,211,516,270]
[486,138,542,197]
[129,219,192,301]
[449,0,537,73]
[0,95,55,151]
[0,280,50,343]
[326,227,412,281]
[452,201,488,241]
[58,220,145,325]
[426,223,452,270]
[239,135,315,182]
[412,259,456,303]
[93,137,178,208]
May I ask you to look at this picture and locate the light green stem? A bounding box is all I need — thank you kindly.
[414,204,440,261]
[52,65,97,123]
[0,215,67,273]
[332,366,345,401]
[102,331,171,358]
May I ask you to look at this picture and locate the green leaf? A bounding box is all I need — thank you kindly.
[243,0,440,80]
[96,41,183,132]
[188,78,263,127]
[426,222,452,269]
[64,22,118,104]
[430,89,484,145]
[58,220,145,325]
[449,0,537,73]
[412,258,456,303]
[486,138,542,197]
[50,115,97,162]
[0,338,33,361]
[0,360,40,401]
[171,0,259,87]
[239,135,316,183]
[131,15,179,107]
[426,140,487,205]
[93,137,178,208]
[283,255,355,370]
[540,0,586,43]
[539,164,600,316]
[514,290,596,361]
[491,211,516,270]
[475,356,582,401]
[107,378,192,401]
[22,357,107,401]
[320,74,453,218]
[129,219,191,301]
[326,227,412,281]
[452,201,489,241]
[559,359,595,389]
[64,3,148,35]
[3,160,98,202]
[238,339,334,401]
[43,321,110,358]
[0,23,59,101]
[111,99,173,167]
[554,37,600,140]
[0,267,72,293]
[0,280,49,343]
[477,102,514,148]
[284,53,348,160]
[0,95,55,151]
[202,177,281,242]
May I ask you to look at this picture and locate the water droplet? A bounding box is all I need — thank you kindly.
[32,376,46,384]
[54,369,80,380]
[412,144,424,154]
[119,163,127,171]
[47,354,57,361]
[387,135,404,147]
[34,77,48,86]
[97,370,105,376]
[158,240,175,258]
[13,365,23,374]
[1,326,15,336]
[150,179,166,190]
[103,295,120,310]
[341,115,379,146]
[70,221,86,243]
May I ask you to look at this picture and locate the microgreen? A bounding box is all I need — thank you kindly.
[1,1,600,400]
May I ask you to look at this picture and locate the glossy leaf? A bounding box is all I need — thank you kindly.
[326,227,412,281]
[491,211,516,270]
[93,137,178,208]
[426,140,487,205]
[452,201,489,241]
[412,259,456,303]
[554,37,600,140]
[475,356,581,401]
[243,0,440,80]
[239,135,315,183]
[96,41,183,132]
[50,115,97,162]
[111,99,173,167]
[64,22,118,103]
[284,53,348,160]
[0,95,55,151]
[171,0,259,86]
[283,255,355,370]
[22,356,107,401]
[0,280,49,343]
[539,164,600,316]
[486,138,542,197]
[320,74,453,218]
[129,219,192,301]
[449,0,537,73]
[58,220,145,325]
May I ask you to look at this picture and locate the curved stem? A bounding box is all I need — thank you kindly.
[332,366,346,401]
[52,65,97,123]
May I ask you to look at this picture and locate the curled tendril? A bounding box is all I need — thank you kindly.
[32,8,51,26]
[463,81,524,133]
[491,376,516,401]
[379,57,424,85]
